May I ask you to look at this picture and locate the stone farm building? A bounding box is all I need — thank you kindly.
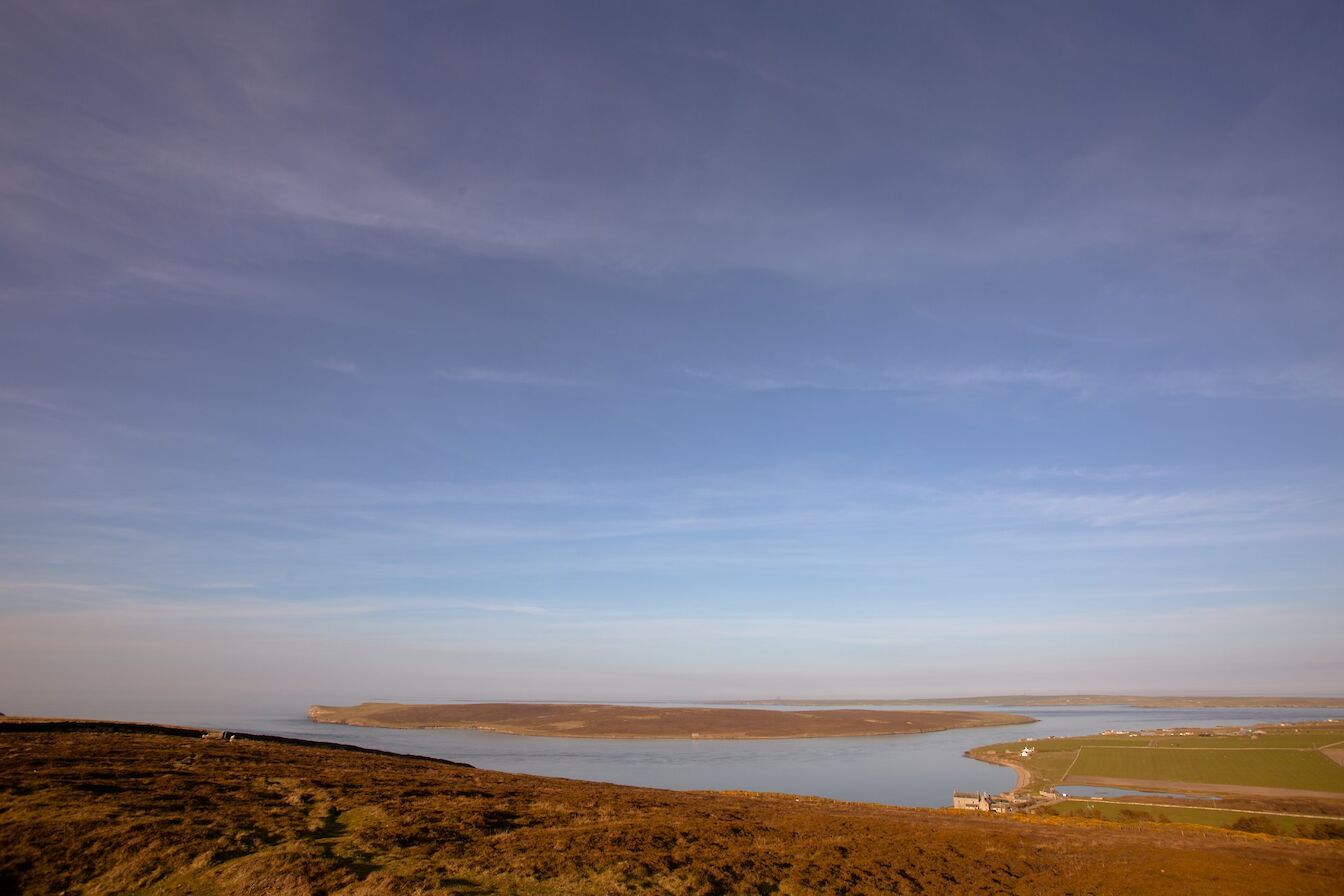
[951,791,1016,813]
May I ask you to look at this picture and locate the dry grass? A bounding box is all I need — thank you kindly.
[2,725,1343,895]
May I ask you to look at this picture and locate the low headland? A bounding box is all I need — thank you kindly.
[3,720,1342,895]
[726,694,1344,708]
[307,701,1034,738]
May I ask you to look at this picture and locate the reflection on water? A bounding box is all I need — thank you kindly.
[154,704,1341,808]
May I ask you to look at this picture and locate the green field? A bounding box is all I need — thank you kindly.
[1068,747,1344,792]
[1158,731,1344,749]
[969,724,1344,795]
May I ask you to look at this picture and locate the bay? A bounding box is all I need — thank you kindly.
[153,703,1343,808]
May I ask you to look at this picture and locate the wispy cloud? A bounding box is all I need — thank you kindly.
[0,578,145,596]
[685,362,1344,402]
[522,601,1344,654]
[4,466,1337,595]
[1145,363,1344,401]
[1006,465,1173,482]
[0,387,71,414]
[5,1,1338,294]
[980,487,1301,529]
[679,365,1095,398]
[313,359,359,377]
[0,586,551,621]
[2,2,1340,704]
[437,367,590,388]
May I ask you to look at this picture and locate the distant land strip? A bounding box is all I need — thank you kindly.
[0,717,475,767]
[717,695,1344,709]
[307,702,1035,738]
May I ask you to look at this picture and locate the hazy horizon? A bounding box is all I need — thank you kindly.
[3,2,1342,719]
[9,689,1344,728]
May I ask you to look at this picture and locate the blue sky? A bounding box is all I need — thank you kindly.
[2,1,1342,716]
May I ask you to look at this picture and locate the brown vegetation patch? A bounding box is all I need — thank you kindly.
[307,702,1034,738]
[2,726,1343,894]
[1109,793,1344,818]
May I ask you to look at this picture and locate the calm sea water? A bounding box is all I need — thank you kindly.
[151,704,1342,808]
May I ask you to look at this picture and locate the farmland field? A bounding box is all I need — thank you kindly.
[1160,731,1344,749]
[1068,747,1344,792]
[969,723,1344,798]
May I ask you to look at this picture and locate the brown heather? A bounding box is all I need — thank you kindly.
[2,725,1342,895]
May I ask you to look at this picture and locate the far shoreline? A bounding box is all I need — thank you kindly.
[716,695,1344,709]
[311,722,1024,741]
[308,701,1037,740]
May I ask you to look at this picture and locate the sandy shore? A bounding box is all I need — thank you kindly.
[966,750,1033,794]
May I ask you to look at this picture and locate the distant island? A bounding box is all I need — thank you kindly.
[308,702,1035,739]
[721,695,1344,709]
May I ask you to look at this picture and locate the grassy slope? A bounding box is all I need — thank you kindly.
[1047,800,1344,837]
[308,702,1034,738]
[3,728,1343,895]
